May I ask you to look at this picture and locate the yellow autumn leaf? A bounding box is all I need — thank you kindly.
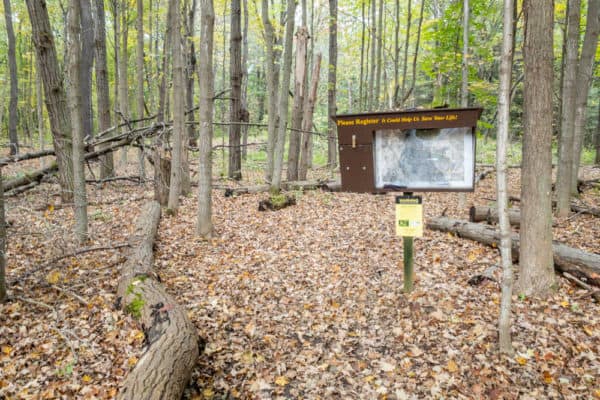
[46,270,61,285]
[542,371,553,384]
[364,375,376,383]
[594,389,600,399]
[47,204,54,212]
[275,376,289,386]
[202,388,215,399]
[560,300,569,308]
[241,351,253,364]
[582,326,594,336]
[515,356,527,365]
[82,374,92,383]
[128,356,138,367]
[447,359,459,372]
[133,330,145,341]
[1,345,12,355]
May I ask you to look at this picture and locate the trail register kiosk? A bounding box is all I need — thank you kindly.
[335,107,483,291]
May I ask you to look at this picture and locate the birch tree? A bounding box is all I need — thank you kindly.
[197,0,215,238]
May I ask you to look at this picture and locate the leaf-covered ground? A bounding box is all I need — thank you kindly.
[1,158,599,399]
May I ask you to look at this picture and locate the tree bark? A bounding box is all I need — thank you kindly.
[79,0,95,142]
[519,0,556,296]
[327,0,338,169]
[168,0,185,212]
[136,0,146,181]
[400,0,424,107]
[374,0,383,108]
[240,0,249,160]
[67,0,89,243]
[287,27,309,182]
[116,202,199,400]
[95,0,114,179]
[119,0,130,166]
[360,2,366,109]
[570,0,600,193]
[228,0,243,180]
[186,0,198,147]
[596,99,600,164]
[270,0,296,192]
[262,0,280,182]
[26,0,74,202]
[470,206,521,226]
[299,53,322,181]
[496,0,515,353]
[368,0,376,110]
[427,217,600,287]
[4,0,19,156]
[196,0,215,238]
[555,0,581,216]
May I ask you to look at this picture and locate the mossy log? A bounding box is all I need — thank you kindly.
[427,217,600,287]
[116,201,199,400]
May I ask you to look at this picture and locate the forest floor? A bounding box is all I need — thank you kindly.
[1,155,599,399]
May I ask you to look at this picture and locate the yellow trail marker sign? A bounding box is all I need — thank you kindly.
[395,195,423,237]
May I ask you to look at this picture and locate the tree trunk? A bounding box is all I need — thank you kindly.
[458,0,469,210]
[400,0,424,107]
[299,53,321,181]
[270,0,296,192]
[240,0,249,160]
[168,0,184,212]
[555,0,581,216]
[228,0,243,181]
[496,0,515,353]
[596,99,600,164]
[26,0,74,202]
[116,202,199,400]
[427,217,600,287]
[374,0,383,108]
[35,53,45,169]
[4,0,19,156]
[400,0,412,106]
[95,0,114,179]
[360,2,366,109]
[196,0,215,238]
[0,167,6,302]
[570,0,600,194]
[67,0,89,243]
[186,0,198,147]
[262,0,280,182]
[327,0,338,169]
[79,0,95,142]
[287,27,309,182]
[368,0,376,110]
[119,0,130,166]
[470,206,521,226]
[519,0,556,296]
[136,0,146,181]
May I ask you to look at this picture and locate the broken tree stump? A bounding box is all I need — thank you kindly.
[116,201,199,400]
[426,217,600,287]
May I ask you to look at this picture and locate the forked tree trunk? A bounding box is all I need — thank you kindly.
[116,202,199,400]
[25,0,74,202]
[287,27,309,182]
[298,53,322,181]
[196,0,215,238]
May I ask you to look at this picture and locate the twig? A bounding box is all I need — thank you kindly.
[562,272,600,302]
[50,284,90,306]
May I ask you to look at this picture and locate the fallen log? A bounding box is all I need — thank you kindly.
[491,197,600,218]
[116,202,199,400]
[426,217,600,286]
[0,149,55,166]
[469,206,522,226]
[223,180,341,197]
[3,162,59,192]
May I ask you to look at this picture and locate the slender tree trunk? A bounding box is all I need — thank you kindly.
[360,1,366,109]
[262,0,280,182]
[67,0,89,243]
[95,0,114,179]
[79,0,95,141]
[400,0,424,107]
[4,0,19,155]
[555,0,581,216]
[197,0,215,238]
[168,0,185,212]
[26,0,74,202]
[497,0,515,355]
[241,0,249,160]
[393,0,399,105]
[229,0,243,180]
[374,0,383,109]
[368,0,376,110]
[0,167,6,302]
[327,0,338,169]
[299,53,322,181]
[287,27,309,181]
[186,0,197,147]
[458,0,469,210]
[570,0,600,194]
[596,100,600,164]
[518,0,556,296]
[270,0,296,192]
[401,0,412,105]
[36,56,45,169]
[136,0,146,180]
[157,1,172,123]
[119,0,130,166]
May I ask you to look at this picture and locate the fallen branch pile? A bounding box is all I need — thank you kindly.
[115,201,199,399]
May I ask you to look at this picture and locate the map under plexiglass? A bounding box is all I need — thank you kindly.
[374,127,474,190]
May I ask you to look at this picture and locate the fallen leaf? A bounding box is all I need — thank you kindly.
[446,359,459,373]
[128,356,138,368]
[275,376,289,386]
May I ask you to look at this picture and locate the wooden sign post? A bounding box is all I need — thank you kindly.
[396,194,423,292]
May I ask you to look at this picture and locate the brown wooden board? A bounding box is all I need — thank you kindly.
[334,107,483,193]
